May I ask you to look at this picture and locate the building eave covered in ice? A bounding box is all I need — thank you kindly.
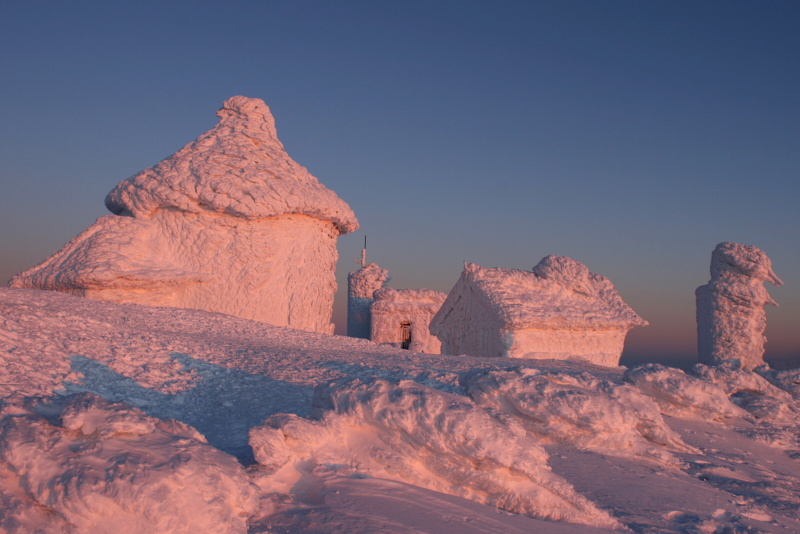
[430,257,647,366]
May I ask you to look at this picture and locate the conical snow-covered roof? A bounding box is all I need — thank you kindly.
[105,96,358,234]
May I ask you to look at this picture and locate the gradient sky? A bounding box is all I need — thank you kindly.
[1,1,798,367]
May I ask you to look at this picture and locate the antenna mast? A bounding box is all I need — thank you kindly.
[355,236,367,268]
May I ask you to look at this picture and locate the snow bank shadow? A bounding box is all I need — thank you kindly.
[62,354,312,463]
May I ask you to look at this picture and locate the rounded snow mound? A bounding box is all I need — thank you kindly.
[249,377,621,530]
[105,96,358,234]
[462,367,698,464]
[0,393,258,533]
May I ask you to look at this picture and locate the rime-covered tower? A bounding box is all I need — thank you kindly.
[347,263,389,338]
[11,96,358,334]
[696,242,783,369]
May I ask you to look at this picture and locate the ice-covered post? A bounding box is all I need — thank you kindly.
[347,237,389,339]
[696,242,783,369]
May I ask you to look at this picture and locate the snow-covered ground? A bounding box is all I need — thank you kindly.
[2,287,800,533]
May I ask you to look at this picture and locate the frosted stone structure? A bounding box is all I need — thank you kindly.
[370,288,447,353]
[696,242,783,370]
[346,263,389,338]
[430,256,648,366]
[10,96,357,334]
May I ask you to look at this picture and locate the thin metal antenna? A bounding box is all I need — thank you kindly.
[355,235,367,268]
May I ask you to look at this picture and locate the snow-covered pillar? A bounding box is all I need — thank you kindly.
[696,242,783,370]
[347,263,390,339]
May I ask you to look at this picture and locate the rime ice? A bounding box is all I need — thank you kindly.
[430,256,647,365]
[696,242,783,370]
[370,288,446,353]
[10,96,357,333]
[346,263,390,338]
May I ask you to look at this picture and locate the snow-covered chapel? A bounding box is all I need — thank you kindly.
[10,96,358,334]
[429,256,648,366]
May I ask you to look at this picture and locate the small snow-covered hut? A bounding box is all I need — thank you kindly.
[696,242,783,370]
[347,263,390,339]
[10,96,358,334]
[429,256,647,366]
[370,288,447,353]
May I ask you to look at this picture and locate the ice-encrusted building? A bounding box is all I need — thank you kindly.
[370,288,447,353]
[696,242,783,370]
[347,263,390,339]
[429,256,648,366]
[10,96,358,334]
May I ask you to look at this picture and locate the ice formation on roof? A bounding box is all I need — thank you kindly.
[106,95,358,233]
[461,257,647,330]
[10,97,357,333]
[696,242,783,370]
[430,257,647,364]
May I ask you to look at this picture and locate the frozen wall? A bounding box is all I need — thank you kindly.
[430,271,506,357]
[370,288,446,353]
[505,328,629,365]
[696,242,783,370]
[346,263,389,338]
[10,96,357,334]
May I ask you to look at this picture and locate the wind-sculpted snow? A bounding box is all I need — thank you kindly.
[249,378,622,530]
[105,96,357,232]
[5,288,800,532]
[693,363,799,422]
[623,364,748,421]
[696,242,783,370]
[0,393,258,533]
[462,367,698,464]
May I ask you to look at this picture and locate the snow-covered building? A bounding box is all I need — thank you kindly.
[10,96,358,334]
[696,242,783,370]
[370,288,447,353]
[429,256,648,366]
[347,263,390,339]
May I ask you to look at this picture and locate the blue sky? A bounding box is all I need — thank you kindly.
[1,1,798,366]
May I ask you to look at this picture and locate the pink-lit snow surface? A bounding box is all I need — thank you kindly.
[2,288,800,533]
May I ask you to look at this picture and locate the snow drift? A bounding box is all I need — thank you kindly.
[0,393,257,533]
[249,377,622,530]
[462,367,698,464]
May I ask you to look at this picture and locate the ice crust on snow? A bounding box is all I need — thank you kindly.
[11,96,356,333]
[430,257,647,365]
[347,263,390,339]
[696,242,783,370]
[249,377,621,530]
[370,287,447,353]
[0,393,257,533]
